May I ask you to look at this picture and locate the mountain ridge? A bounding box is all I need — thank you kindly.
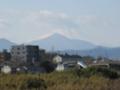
[29,33,97,51]
[60,46,120,60]
[0,34,120,60]
[0,38,15,51]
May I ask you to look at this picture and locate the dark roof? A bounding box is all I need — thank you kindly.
[60,54,82,59]
[27,66,46,73]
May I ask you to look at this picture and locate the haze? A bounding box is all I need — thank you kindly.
[0,0,120,47]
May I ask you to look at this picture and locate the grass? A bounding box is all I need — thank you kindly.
[0,69,120,90]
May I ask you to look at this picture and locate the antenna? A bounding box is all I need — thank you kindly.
[51,45,55,53]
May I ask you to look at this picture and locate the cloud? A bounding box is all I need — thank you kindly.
[0,10,81,43]
[22,10,78,30]
[17,10,80,39]
[0,10,120,46]
[39,10,68,19]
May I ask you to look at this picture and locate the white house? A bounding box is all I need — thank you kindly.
[53,55,88,71]
[53,55,64,71]
[53,55,62,64]
[55,64,64,71]
[1,65,12,74]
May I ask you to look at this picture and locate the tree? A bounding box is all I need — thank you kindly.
[40,61,56,73]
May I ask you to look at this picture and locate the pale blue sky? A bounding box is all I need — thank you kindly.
[0,0,120,47]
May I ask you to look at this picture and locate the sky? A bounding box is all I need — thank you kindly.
[0,0,120,47]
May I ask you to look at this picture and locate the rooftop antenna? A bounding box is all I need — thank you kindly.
[51,45,55,54]
[101,49,107,62]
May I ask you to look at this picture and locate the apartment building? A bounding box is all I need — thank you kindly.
[11,45,40,64]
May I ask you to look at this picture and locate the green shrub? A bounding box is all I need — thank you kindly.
[20,78,47,90]
[40,61,56,73]
[76,67,119,79]
[96,67,119,79]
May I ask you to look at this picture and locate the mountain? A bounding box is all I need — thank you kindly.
[0,39,15,51]
[30,33,97,51]
[60,46,120,60]
[0,36,120,60]
[30,34,120,59]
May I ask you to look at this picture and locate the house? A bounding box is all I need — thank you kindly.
[89,59,120,71]
[1,65,12,74]
[53,55,62,64]
[15,66,28,73]
[0,53,4,62]
[0,49,11,62]
[11,45,40,65]
[27,66,46,73]
[55,63,64,71]
[61,54,85,69]
[53,55,87,71]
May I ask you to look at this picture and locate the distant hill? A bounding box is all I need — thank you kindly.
[1,34,120,60]
[29,33,97,51]
[60,46,120,60]
[0,39,15,51]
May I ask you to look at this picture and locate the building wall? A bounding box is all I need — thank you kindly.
[11,45,40,64]
[26,45,40,64]
[11,45,27,62]
[0,53,4,62]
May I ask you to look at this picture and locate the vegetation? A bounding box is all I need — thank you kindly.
[76,67,119,79]
[40,61,56,73]
[0,68,120,90]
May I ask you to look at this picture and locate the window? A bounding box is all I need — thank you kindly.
[17,47,20,50]
[17,52,20,55]
[11,52,14,54]
[22,47,25,50]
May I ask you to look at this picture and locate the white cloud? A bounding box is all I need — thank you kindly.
[38,10,68,19]
[0,10,80,43]
[0,10,120,47]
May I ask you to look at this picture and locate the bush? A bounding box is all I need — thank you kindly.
[76,67,119,79]
[40,61,56,73]
[96,68,119,79]
[21,78,47,90]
